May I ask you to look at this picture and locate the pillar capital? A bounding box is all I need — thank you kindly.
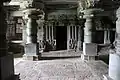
[23,8,44,20]
[9,0,45,9]
[116,7,120,18]
[83,8,103,19]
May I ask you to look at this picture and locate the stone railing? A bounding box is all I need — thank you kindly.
[69,39,78,50]
[39,39,56,52]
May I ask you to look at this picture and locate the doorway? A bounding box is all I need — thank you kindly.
[56,26,67,50]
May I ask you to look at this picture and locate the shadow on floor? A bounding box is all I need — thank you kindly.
[40,56,81,60]
[99,55,109,65]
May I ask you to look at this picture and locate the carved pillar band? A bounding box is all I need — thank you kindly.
[84,18,93,43]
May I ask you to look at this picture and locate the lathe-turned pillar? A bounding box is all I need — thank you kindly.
[23,9,43,60]
[81,9,103,60]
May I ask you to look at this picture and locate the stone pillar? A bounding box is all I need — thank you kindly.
[22,21,27,44]
[104,30,111,44]
[75,26,77,40]
[46,25,48,40]
[77,26,82,51]
[0,1,15,80]
[37,19,44,41]
[84,18,93,43]
[109,7,120,80]
[104,30,107,44]
[81,9,102,60]
[23,9,43,60]
[72,26,74,39]
[67,26,70,50]
[108,30,111,44]
[51,26,54,40]
[49,26,51,40]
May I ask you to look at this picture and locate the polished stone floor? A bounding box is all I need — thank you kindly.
[15,57,108,80]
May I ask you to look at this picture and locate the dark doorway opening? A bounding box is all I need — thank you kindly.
[56,26,67,50]
[95,31,104,44]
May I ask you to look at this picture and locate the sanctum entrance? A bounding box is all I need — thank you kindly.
[56,26,67,50]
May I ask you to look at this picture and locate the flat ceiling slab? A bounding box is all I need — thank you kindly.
[44,0,78,4]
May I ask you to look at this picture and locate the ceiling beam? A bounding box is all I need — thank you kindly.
[44,0,79,4]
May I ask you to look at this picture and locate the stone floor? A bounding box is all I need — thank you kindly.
[15,58,108,80]
[14,50,109,80]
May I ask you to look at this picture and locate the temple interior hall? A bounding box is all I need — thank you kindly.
[1,0,120,80]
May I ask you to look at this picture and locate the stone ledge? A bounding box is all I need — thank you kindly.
[23,54,41,61]
[81,54,99,61]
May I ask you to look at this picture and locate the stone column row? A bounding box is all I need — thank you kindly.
[71,25,77,40]
[67,25,78,50]
[67,25,82,51]
[45,25,54,41]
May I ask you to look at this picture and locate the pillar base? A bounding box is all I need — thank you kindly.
[81,54,99,61]
[83,42,97,55]
[24,43,39,56]
[103,75,113,80]
[24,43,41,60]
[23,54,41,61]
[109,53,120,80]
[0,54,15,80]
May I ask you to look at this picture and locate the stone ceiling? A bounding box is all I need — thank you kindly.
[8,0,120,10]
